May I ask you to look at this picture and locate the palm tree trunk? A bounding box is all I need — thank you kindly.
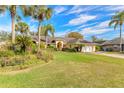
[11,16,15,44]
[119,25,122,52]
[45,35,47,48]
[38,22,41,51]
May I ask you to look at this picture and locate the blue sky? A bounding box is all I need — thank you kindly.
[0,5,124,41]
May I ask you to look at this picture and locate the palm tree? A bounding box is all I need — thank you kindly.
[16,35,32,52]
[109,11,124,52]
[42,24,55,48]
[15,22,30,35]
[26,6,52,51]
[15,22,32,52]
[0,5,28,44]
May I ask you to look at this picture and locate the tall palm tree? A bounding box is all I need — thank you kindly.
[0,5,28,44]
[42,24,55,48]
[26,6,52,51]
[109,11,124,52]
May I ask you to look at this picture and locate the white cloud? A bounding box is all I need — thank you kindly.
[30,19,38,23]
[0,24,11,32]
[78,22,98,29]
[95,20,110,29]
[66,5,101,15]
[107,6,124,11]
[30,25,37,32]
[66,6,83,15]
[54,6,67,15]
[99,5,124,12]
[79,20,112,35]
[65,14,97,26]
[55,29,71,37]
[0,13,5,17]
[81,28,112,35]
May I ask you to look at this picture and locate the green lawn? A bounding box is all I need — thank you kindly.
[0,51,124,88]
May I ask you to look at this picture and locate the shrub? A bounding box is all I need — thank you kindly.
[40,42,46,49]
[0,57,12,67]
[0,51,15,57]
[36,50,53,62]
[31,43,37,54]
[95,46,101,51]
[62,48,76,52]
[16,35,33,53]
[47,44,55,49]
[0,54,26,67]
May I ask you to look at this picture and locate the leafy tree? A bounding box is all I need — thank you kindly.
[67,32,83,39]
[0,5,28,44]
[109,11,124,52]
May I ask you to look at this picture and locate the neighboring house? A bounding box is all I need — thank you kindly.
[101,38,124,52]
[32,36,96,52]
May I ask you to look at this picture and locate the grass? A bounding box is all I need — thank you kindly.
[0,51,124,87]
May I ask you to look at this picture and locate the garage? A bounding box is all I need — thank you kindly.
[81,46,95,52]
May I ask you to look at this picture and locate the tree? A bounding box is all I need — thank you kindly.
[15,22,32,52]
[41,24,55,47]
[67,32,83,39]
[109,11,124,52]
[16,35,32,52]
[0,5,28,44]
[26,6,53,51]
[15,22,30,35]
[91,36,106,43]
[91,36,97,42]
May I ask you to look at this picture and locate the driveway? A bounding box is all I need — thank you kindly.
[93,51,124,59]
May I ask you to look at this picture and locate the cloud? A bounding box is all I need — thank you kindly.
[66,6,83,15]
[65,14,97,26]
[81,28,112,35]
[107,5,124,11]
[54,6,67,15]
[29,25,37,32]
[55,29,71,37]
[95,20,110,29]
[0,13,5,18]
[0,24,11,32]
[66,5,101,15]
[99,5,124,12]
[77,22,98,29]
[79,20,112,35]
[30,19,38,23]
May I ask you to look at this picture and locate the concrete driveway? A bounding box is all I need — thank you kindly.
[93,51,124,59]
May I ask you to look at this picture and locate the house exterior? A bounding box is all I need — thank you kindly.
[32,36,96,52]
[101,38,124,52]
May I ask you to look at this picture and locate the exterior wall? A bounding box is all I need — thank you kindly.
[102,44,120,51]
[93,46,96,52]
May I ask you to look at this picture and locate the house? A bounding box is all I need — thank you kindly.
[32,36,96,52]
[101,38,124,51]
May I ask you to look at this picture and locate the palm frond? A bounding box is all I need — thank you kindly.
[109,20,118,27]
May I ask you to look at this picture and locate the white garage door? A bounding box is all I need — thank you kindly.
[82,46,93,52]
